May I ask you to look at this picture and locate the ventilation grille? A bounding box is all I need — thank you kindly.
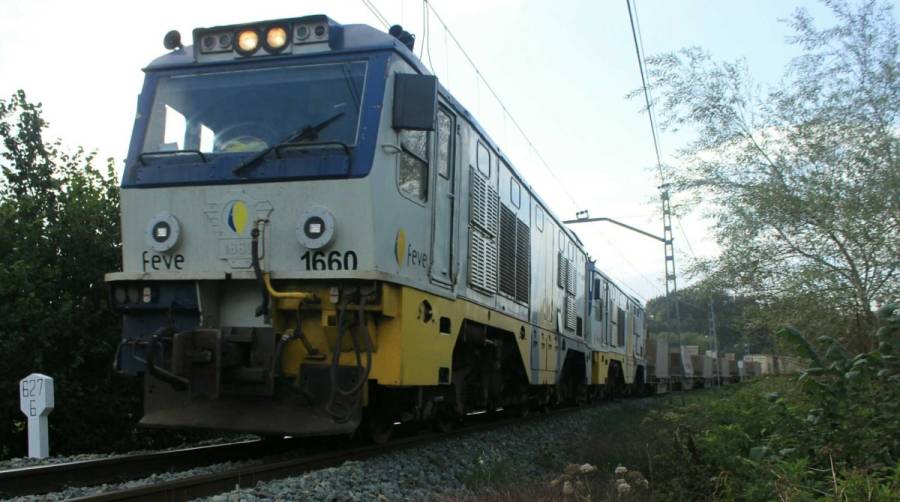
[469,168,498,237]
[566,258,576,294]
[565,295,577,330]
[557,252,567,289]
[469,231,497,294]
[497,204,530,304]
[515,219,530,303]
[468,168,499,295]
[498,205,517,297]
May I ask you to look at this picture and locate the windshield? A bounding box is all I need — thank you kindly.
[142,61,367,155]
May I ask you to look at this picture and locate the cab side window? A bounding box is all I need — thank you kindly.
[436,110,452,179]
[476,141,490,177]
[399,130,429,202]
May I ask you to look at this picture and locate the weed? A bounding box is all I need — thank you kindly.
[460,445,518,491]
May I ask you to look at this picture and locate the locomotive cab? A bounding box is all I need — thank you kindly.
[108,16,450,435]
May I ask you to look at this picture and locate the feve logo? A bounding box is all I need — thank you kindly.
[395,229,406,266]
[223,200,249,235]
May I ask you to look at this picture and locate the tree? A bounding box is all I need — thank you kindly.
[645,284,767,356]
[0,90,211,458]
[640,0,899,351]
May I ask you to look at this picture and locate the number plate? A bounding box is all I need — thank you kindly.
[219,239,251,260]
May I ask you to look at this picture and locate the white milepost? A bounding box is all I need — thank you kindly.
[19,373,54,459]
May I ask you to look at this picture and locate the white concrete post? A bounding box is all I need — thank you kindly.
[19,373,54,459]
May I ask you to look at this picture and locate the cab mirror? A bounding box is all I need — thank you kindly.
[393,73,437,131]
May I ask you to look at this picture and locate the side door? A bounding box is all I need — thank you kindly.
[430,107,456,287]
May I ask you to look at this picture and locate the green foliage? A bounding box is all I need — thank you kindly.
[638,0,900,352]
[646,284,776,357]
[566,307,900,500]
[0,90,204,458]
[460,445,518,491]
[786,305,900,472]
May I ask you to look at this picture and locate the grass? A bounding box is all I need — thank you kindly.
[436,377,900,501]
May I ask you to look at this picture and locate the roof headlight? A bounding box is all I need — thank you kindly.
[264,26,289,53]
[236,28,260,55]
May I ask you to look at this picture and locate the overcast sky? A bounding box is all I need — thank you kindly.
[0,0,869,302]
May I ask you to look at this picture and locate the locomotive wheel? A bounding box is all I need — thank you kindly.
[363,410,394,445]
[363,417,394,444]
[433,406,457,433]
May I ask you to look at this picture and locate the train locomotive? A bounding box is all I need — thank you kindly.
[106,15,650,440]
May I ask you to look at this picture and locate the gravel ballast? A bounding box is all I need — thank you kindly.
[209,402,654,502]
[2,399,660,501]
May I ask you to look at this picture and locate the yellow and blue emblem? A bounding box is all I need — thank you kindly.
[224,200,249,235]
[395,229,406,266]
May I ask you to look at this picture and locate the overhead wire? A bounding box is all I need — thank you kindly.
[364,0,583,212]
[364,0,662,304]
[676,216,697,258]
[419,0,427,60]
[626,0,664,186]
[603,238,665,300]
[599,259,652,305]
[360,0,390,29]
[423,0,435,72]
[630,0,719,338]
[422,1,583,213]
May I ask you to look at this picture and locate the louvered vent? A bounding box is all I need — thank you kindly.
[486,183,499,235]
[498,205,517,297]
[468,231,497,294]
[496,204,530,304]
[469,169,487,230]
[565,295,577,330]
[468,168,499,295]
[469,168,498,237]
[566,258,576,294]
[515,219,530,303]
[557,252,566,289]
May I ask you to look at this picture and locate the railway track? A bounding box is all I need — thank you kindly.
[0,437,304,499]
[3,406,583,501]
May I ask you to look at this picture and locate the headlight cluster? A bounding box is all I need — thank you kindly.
[234,26,290,55]
[194,17,331,60]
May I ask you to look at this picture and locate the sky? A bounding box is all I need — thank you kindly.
[0,0,870,302]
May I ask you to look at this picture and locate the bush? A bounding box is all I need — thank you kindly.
[0,90,209,458]
[561,306,900,500]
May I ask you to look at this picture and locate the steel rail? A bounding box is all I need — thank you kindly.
[69,407,584,502]
[0,438,304,498]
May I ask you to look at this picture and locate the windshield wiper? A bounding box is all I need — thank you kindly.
[233,111,346,176]
[138,150,208,165]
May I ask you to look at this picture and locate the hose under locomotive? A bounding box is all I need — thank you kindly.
[250,217,373,423]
